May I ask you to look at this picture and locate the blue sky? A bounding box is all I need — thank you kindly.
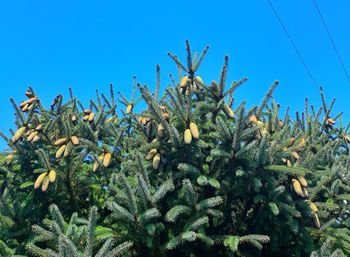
[0,0,349,149]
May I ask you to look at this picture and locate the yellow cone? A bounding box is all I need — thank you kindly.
[93,162,99,172]
[189,122,199,139]
[249,115,258,124]
[158,123,165,137]
[28,103,35,112]
[6,153,15,165]
[34,173,47,189]
[54,137,67,146]
[180,76,190,88]
[184,129,192,144]
[195,76,204,85]
[302,187,309,198]
[64,142,73,157]
[297,176,308,187]
[27,97,38,104]
[48,170,57,183]
[35,124,43,131]
[71,136,79,145]
[292,179,304,197]
[103,152,112,167]
[12,127,26,143]
[26,129,34,137]
[327,118,335,125]
[281,158,287,164]
[291,151,300,160]
[309,202,318,213]
[56,144,66,159]
[146,149,158,161]
[126,104,133,114]
[32,135,40,142]
[27,131,38,142]
[93,154,104,172]
[88,112,95,122]
[223,105,234,118]
[152,153,161,169]
[41,176,50,192]
[21,103,29,112]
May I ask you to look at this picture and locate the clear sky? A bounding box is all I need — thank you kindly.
[1,0,349,149]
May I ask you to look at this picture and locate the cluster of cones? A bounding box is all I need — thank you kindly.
[54,136,80,158]
[184,122,199,144]
[291,176,320,229]
[34,170,57,192]
[93,152,112,172]
[180,75,204,95]
[11,124,45,144]
[19,90,39,112]
[146,148,164,170]
[11,92,42,143]
[82,109,95,123]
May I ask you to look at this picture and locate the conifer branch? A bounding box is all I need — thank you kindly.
[193,45,209,72]
[257,81,279,117]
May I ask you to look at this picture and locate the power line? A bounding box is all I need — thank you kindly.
[312,0,350,85]
[266,0,320,93]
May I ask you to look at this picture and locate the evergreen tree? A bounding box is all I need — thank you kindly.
[0,41,349,256]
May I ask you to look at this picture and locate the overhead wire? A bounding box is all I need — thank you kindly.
[312,0,350,85]
[266,0,321,93]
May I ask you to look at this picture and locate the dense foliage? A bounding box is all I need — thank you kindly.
[0,42,349,256]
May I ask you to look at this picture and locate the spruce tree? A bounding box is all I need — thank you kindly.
[0,41,349,256]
